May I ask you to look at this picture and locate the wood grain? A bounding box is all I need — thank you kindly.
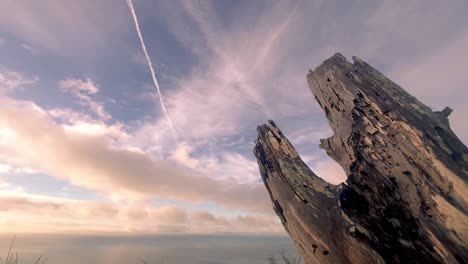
[254,54,467,263]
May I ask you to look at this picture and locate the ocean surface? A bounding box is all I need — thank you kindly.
[0,234,299,264]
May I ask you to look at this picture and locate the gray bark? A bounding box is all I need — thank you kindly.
[253,54,467,263]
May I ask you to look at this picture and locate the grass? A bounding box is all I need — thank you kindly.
[1,236,47,264]
[267,249,303,264]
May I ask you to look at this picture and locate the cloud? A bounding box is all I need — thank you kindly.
[0,97,271,214]
[0,162,36,175]
[133,0,351,189]
[0,164,12,174]
[20,43,38,55]
[309,160,347,185]
[0,191,281,234]
[170,142,260,184]
[0,0,130,55]
[47,108,129,143]
[59,78,111,120]
[152,206,188,224]
[59,78,99,95]
[189,210,282,234]
[0,65,38,94]
[145,1,312,143]
[122,2,334,179]
[359,0,468,61]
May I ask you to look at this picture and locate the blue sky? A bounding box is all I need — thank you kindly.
[0,0,467,234]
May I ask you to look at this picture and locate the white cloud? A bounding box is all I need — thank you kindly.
[170,143,201,170]
[0,163,12,174]
[0,163,36,175]
[0,191,282,234]
[63,122,128,140]
[171,142,260,184]
[121,3,336,190]
[131,1,350,195]
[288,125,333,147]
[309,160,347,185]
[59,78,111,120]
[59,78,99,95]
[47,108,128,141]
[0,96,271,214]
[125,2,370,190]
[20,43,38,55]
[0,65,38,94]
[145,1,315,145]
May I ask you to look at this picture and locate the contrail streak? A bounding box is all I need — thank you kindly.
[126,0,177,140]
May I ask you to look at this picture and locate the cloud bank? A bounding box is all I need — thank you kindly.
[0,192,281,234]
[0,96,270,214]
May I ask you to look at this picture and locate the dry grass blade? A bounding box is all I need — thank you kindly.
[267,249,303,264]
[33,254,45,264]
[137,258,149,264]
[267,256,277,264]
[5,235,16,264]
[2,236,47,264]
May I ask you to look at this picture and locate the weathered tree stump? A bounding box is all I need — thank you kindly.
[253,54,467,263]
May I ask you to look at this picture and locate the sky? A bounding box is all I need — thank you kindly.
[0,0,467,235]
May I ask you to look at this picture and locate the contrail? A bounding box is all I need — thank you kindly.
[126,0,177,140]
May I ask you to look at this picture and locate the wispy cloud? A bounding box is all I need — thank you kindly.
[59,78,99,95]
[0,0,130,55]
[59,78,111,121]
[0,65,38,94]
[137,0,312,148]
[20,43,38,55]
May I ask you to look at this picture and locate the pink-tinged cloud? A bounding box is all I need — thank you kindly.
[0,65,38,94]
[59,78,111,121]
[0,192,282,235]
[0,97,271,214]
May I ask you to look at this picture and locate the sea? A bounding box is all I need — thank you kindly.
[0,234,299,264]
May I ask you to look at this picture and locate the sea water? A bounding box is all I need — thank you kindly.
[0,234,298,264]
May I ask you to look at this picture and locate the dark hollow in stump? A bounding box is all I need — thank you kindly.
[253,54,467,264]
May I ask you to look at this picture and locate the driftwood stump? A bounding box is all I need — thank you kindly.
[253,54,467,263]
